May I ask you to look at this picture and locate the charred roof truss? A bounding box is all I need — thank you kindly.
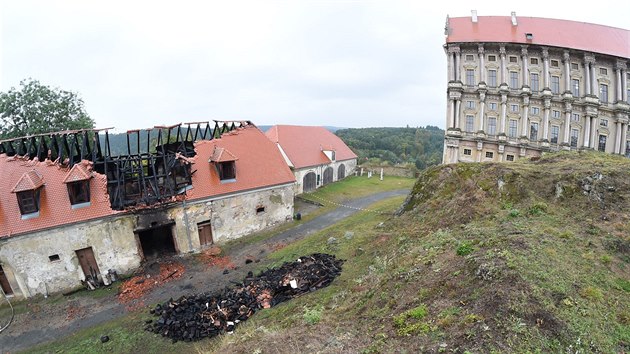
[0,121,252,210]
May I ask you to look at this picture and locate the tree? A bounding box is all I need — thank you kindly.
[0,79,95,139]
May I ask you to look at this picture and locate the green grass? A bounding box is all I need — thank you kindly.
[23,190,409,354]
[221,175,413,253]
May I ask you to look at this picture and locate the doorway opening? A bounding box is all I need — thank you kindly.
[137,224,177,260]
[0,265,13,295]
[198,221,213,247]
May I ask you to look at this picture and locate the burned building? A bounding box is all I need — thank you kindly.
[0,122,296,298]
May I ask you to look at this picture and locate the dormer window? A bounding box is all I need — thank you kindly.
[12,170,45,219]
[209,146,238,182]
[67,181,90,206]
[63,163,92,209]
[217,161,236,181]
[322,148,336,161]
[17,190,41,215]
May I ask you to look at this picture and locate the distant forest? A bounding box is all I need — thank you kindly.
[101,125,445,170]
[335,126,444,170]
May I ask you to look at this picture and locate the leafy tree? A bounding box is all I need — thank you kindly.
[0,79,95,139]
[336,126,445,171]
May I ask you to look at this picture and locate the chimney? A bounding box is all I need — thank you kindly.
[471,10,478,23]
[511,11,517,26]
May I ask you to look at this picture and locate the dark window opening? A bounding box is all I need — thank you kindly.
[17,190,40,215]
[506,155,515,161]
[67,180,90,205]
[485,151,494,158]
[49,254,60,262]
[598,135,607,152]
[463,149,472,156]
[137,225,177,260]
[0,265,13,295]
[256,206,265,214]
[217,161,236,181]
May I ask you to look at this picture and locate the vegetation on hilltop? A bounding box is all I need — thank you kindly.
[211,150,629,353]
[335,126,444,170]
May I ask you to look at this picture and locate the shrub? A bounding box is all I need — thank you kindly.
[580,286,604,301]
[457,243,474,256]
[303,305,323,325]
[528,202,548,216]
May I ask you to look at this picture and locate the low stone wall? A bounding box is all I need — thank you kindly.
[357,165,417,178]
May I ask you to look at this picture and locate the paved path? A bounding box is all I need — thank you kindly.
[0,189,409,353]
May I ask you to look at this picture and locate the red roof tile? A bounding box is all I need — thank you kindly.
[447,16,630,59]
[0,160,117,238]
[265,125,358,169]
[209,146,238,163]
[11,170,45,193]
[186,125,296,201]
[62,162,92,183]
[0,125,296,239]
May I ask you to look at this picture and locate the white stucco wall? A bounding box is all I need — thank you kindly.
[293,158,357,194]
[0,183,295,298]
[0,215,140,298]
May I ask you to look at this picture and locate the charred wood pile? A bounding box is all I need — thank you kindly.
[146,253,344,342]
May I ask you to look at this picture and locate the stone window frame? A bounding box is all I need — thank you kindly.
[487,55,497,62]
[506,154,515,161]
[465,115,475,132]
[508,55,518,63]
[485,151,494,158]
[570,128,580,148]
[508,119,518,137]
[550,59,559,68]
[529,122,539,141]
[487,117,497,135]
[463,148,472,156]
[551,75,561,94]
[465,54,475,61]
[487,69,497,87]
[550,125,560,144]
[530,57,539,65]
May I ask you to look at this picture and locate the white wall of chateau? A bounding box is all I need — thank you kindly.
[293,158,357,194]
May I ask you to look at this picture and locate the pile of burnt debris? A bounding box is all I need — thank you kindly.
[146,253,344,342]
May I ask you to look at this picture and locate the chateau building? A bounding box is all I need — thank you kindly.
[443,13,630,164]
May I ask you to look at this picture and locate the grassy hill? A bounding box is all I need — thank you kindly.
[21,151,629,353]
[210,151,629,353]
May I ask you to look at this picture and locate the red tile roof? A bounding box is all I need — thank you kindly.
[185,125,296,201]
[0,125,295,239]
[1,160,117,238]
[265,125,358,169]
[209,146,238,163]
[447,16,630,59]
[11,170,45,192]
[62,163,92,183]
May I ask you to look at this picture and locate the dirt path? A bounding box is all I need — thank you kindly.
[0,189,409,353]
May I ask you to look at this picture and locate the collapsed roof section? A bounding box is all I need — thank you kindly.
[0,121,253,210]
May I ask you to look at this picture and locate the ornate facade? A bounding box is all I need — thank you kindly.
[443,14,630,163]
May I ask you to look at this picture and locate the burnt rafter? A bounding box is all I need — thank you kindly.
[0,120,253,210]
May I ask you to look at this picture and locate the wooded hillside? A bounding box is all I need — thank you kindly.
[335,126,444,170]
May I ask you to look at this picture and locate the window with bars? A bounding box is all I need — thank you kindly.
[488,55,496,62]
[551,125,559,143]
[570,129,579,148]
[488,70,497,87]
[508,120,518,137]
[506,154,515,161]
[571,79,580,97]
[530,73,539,92]
[509,71,519,89]
[466,69,475,86]
[598,135,607,152]
[17,190,40,216]
[530,58,539,65]
[463,148,472,156]
[465,115,475,132]
[485,151,494,158]
[529,122,539,141]
[487,117,497,135]
[551,59,559,67]
[551,76,560,94]
[509,56,517,63]
[600,84,608,102]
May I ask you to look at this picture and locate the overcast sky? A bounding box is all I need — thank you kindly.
[1,1,629,133]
